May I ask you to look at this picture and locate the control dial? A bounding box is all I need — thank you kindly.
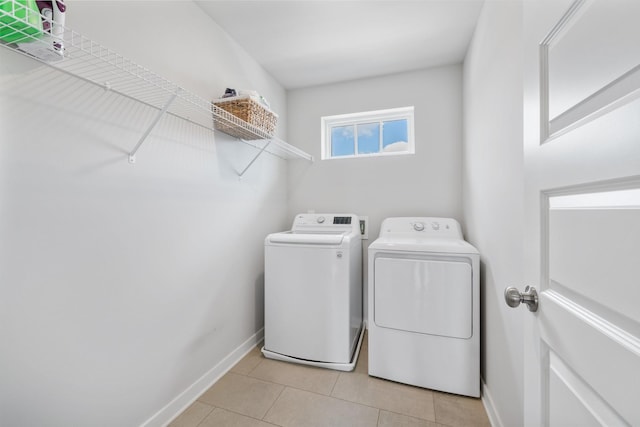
[317,216,325,224]
[413,222,425,231]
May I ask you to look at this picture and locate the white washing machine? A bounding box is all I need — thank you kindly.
[262,213,364,371]
[368,217,480,397]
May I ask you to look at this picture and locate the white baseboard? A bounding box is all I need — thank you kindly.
[481,377,504,427]
[140,328,265,427]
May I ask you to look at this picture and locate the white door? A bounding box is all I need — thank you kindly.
[521,0,640,425]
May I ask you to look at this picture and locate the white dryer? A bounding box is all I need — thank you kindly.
[263,213,364,371]
[368,217,480,397]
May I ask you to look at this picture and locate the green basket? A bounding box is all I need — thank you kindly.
[0,0,42,43]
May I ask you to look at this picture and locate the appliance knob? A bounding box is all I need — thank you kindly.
[413,222,425,231]
[317,216,325,224]
[431,222,440,230]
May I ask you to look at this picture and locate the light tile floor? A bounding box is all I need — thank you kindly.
[169,333,490,427]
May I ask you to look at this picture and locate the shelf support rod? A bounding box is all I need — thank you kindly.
[128,92,178,164]
[238,139,273,177]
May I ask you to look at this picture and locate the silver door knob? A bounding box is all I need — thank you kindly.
[504,286,539,312]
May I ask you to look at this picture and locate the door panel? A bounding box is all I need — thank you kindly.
[549,353,616,427]
[541,0,640,139]
[374,257,472,339]
[548,196,640,323]
[524,1,640,425]
[540,290,639,425]
[548,0,640,120]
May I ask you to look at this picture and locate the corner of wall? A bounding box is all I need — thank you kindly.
[462,1,525,426]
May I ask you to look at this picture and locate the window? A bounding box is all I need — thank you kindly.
[321,107,414,159]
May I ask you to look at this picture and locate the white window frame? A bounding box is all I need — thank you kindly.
[320,106,415,160]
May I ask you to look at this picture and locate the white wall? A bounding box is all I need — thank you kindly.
[462,2,524,426]
[0,2,288,426]
[287,65,464,237]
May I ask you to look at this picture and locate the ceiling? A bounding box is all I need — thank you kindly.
[196,1,484,89]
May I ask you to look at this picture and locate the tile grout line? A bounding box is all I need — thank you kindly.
[433,392,441,426]
[245,355,344,396]
[250,367,435,421]
[212,406,283,427]
[329,373,440,423]
[263,376,386,415]
[245,356,265,378]
[431,392,438,425]
[287,380,414,420]
[264,384,387,426]
[259,383,288,425]
[381,408,446,426]
[191,404,216,427]
[329,370,341,396]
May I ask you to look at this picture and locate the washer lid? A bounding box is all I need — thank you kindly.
[266,231,347,245]
[369,236,479,255]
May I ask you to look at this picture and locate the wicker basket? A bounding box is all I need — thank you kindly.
[212,96,278,140]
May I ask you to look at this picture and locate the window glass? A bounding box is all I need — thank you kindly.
[357,122,380,154]
[382,119,408,152]
[331,125,355,157]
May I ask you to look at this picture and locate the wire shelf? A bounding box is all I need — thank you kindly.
[0,0,313,171]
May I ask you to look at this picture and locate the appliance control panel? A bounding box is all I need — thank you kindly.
[381,217,463,239]
[292,213,360,235]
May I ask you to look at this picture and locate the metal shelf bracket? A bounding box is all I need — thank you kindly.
[128,92,178,164]
[238,139,273,177]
